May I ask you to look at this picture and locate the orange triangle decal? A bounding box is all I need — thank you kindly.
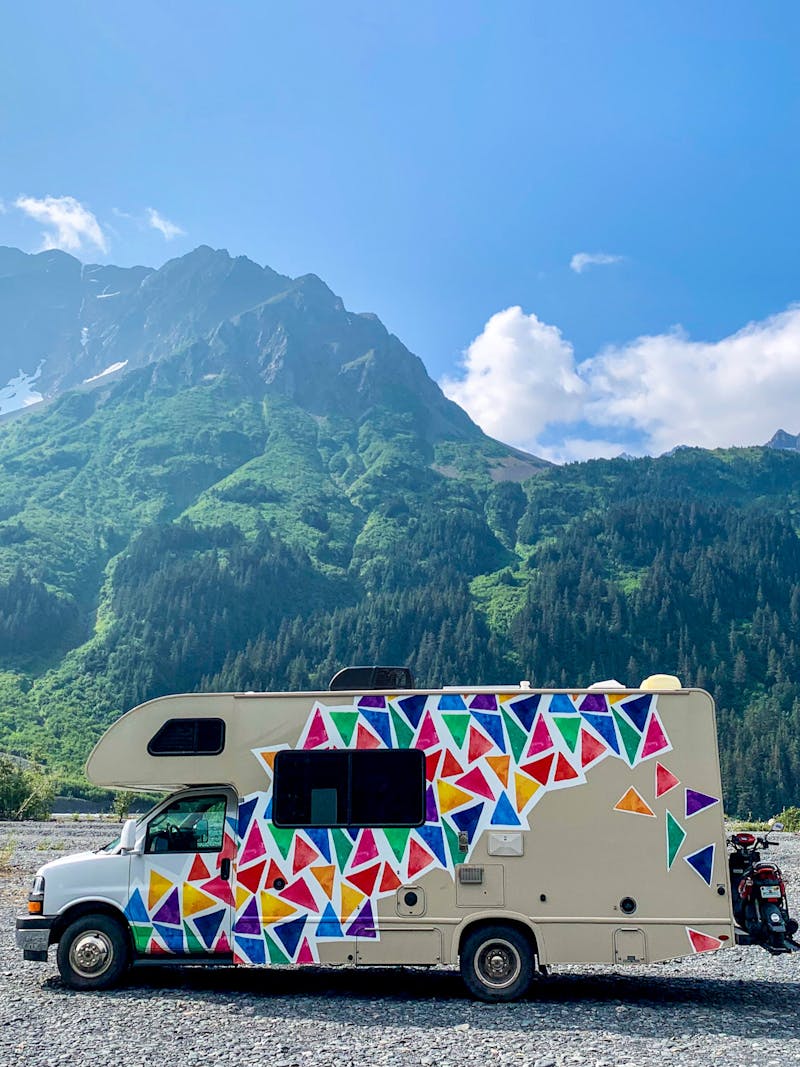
[614,786,655,817]
[188,854,210,881]
[379,863,401,893]
[486,754,510,788]
[310,864,336,898]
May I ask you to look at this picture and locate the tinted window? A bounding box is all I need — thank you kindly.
[273,749,425,828]
[147,718,225,756]
[145,794,227,854]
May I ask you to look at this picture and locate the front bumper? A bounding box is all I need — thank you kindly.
[16,915,54,961]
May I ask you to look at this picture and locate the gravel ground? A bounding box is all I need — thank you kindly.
[2,819,800,1067]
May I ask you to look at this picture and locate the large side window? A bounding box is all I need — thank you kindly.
[273,750,425,828]
[145,794,227,854]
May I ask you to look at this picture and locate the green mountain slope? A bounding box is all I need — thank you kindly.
[0,247,799,816]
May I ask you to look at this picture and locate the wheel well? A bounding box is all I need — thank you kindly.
[50,902,132,951]
[456,918,538,961]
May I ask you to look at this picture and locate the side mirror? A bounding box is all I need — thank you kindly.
[120,818,139,852]
[772,821,784,832]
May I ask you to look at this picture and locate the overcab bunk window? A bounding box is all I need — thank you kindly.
[147,717,226,756]
[273,749,425,828]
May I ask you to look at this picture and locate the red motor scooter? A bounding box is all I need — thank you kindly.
[728,824,799,954]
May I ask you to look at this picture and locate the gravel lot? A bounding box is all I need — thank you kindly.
[2,819,800,1067]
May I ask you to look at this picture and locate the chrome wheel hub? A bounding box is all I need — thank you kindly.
[476,939,521,989]
[70,931,113,978]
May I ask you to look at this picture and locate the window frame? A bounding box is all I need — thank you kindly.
[144,792,229,855]
[272,748,426,829]
[147,717,226,757]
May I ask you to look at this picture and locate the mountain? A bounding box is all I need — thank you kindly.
[765,429,800,451]
[1,246,800,818]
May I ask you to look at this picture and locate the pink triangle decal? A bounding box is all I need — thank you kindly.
[454,766,495,801]
[279,877,319,913]
[241,820,267,865]
[415,711,440,750]
[296,937,315,964]
[302,707,329,750]
[655,762,680,798]
[641,711,669,759]
[352,827,379,867]
[526,714,553,757]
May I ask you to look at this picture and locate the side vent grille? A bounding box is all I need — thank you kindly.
[458,865,484,884]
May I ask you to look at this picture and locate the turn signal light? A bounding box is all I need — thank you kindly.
[28,900,42,914]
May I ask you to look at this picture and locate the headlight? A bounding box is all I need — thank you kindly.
[28,875,45,914]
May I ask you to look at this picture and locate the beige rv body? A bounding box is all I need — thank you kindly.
[85,684,734,972]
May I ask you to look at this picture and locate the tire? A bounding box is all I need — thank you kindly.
[56,913,131,991]
[459,924,535,1002]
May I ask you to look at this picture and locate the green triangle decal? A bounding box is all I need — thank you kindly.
[184,921,206,955]
[442,714,470,749]
[390,708,414,749]
[265,932,290,964]
[131,924,152,953]
[269,823,295,860]
[383,826,411,864]
[612,709,641,765]
[553,715,581,753]
[332,827,355,870]
[443,819,463,869]
[330,711,358,745]
[666,810,686,870]
[501,709,528,764]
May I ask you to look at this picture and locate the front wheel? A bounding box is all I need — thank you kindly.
[459,924,535,1002]
[56,913,131,991]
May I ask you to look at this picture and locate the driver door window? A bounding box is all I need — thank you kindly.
[145,794,227,854]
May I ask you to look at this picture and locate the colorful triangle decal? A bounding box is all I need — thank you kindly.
[655,762,680,798]
[666,810,686,870]
[614,787,655,817]
[685,843,715,886]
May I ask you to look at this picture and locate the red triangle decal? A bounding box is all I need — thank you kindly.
[279,876,319,913]
[200,876,234,906]
[237,859,266,895]
[356,723,381,749]
[655,762,680,798]
[379,863,402,893]
[520,752,554,786]
[188,854,210,881]
[293,836,320,875]
[407,839,435,879]
[468,727,493,763]
[580,729,606,767]
[425,749,442,782]
[440,751,464,778]
[346,862,381,896]
[687,927,723,954]
[553,752,579,782]
[264,858,286,891]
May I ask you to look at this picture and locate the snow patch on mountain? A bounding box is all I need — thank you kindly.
[0,365,45,415]
[83,361,128,384]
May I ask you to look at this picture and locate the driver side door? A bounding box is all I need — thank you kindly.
[125,789,236,956]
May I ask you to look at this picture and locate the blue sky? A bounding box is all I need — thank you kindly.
[2,2,799,459]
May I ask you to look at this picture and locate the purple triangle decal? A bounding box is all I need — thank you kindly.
[685,788,719,818]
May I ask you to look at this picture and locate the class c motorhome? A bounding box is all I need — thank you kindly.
[17,671,751,1000]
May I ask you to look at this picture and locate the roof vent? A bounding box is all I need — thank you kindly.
[328,665,415,692]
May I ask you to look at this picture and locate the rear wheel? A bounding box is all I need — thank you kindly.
[56,913,131,991]
[460,924,534,1002]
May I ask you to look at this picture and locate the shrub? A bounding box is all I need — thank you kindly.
[773,806,800,832]
[0,756,56,820]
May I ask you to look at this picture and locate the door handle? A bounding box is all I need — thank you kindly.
[220,857,231,880]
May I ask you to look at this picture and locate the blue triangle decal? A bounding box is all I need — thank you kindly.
[450,801,485,842]
[304,827,332,863]
[490,792,521,827]
[124,888,149,925]
[153,922,185,953]
[549,694,575,713]
[508,694,540,732]
[264,797,273,821]
[580,712,620,754]
[417,824,447,867]
[274,915,307,959]
[472,712,506,752]
[235,934,266,964]
[317,901,344,938]
[360,708,393,747]
[398,695,427,728]
[685,843,715,886]
[193,907,225,949]
[237,796,258,839]
[438,694,467,711]
[620,694,651,732]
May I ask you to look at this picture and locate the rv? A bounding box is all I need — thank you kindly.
[16,670,752,1000]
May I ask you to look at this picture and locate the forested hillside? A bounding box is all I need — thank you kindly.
[0,247,798,816]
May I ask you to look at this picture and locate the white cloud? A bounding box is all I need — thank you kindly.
[441,307,586,448]
[570,251,624,274]
[15,195,108,254]
[443,304,800,461]
[146,207,184,240]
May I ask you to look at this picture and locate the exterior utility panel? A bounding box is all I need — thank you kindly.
[19,684,735,997]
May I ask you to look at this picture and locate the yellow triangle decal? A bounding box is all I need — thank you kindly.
[486,754,510,788]
[148,870,173,911]
[514,772,540,812]
[310,865,336,899]
[340,883,364,921]
[183,883,218,917]
[235,884,251,912]
[608,693,627,705]
[260,891,297,923]
[437,779,473,813]
[614,787,656,817]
